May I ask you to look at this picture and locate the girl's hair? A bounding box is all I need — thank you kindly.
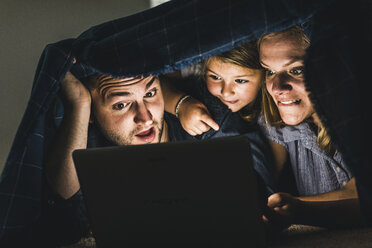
[258,25,333,153]
[201,41,264,122]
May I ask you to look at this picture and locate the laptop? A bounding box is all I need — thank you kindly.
[72,135,267,247]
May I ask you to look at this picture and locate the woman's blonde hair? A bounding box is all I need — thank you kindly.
[258,25,333,153]
[201,41,264,122]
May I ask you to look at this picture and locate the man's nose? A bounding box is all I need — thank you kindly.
[134,102,153,125]
[270,73,292,94]
[221,81,235,98]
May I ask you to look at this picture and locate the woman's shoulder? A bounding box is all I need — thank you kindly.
[257,115,285,144]
[257,115,319,148]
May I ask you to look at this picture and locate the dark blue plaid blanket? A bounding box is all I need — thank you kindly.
[1,0,371,243]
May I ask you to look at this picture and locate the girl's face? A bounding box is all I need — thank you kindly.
[205,58,263,112]
[259,35,319,126]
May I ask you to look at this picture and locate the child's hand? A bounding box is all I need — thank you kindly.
[177,97,219,136]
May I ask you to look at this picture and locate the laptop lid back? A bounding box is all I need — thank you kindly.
[73,136,266,247]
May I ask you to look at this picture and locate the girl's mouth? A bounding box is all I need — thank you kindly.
[222,98,239,105]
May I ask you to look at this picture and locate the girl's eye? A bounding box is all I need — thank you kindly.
[112,102,129,110]
[235,79,248,84]
[145,88,157,98]
[265,69,275,77]
[208,75,221,80]
[290,67,304,76]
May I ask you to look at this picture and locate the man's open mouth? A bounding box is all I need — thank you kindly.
[135,127,156,142]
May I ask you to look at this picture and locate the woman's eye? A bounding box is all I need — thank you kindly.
[265,69,275,77]
[112,102,128,110]
[208,75,221,80]
[235,79,248,84]
[145,88,157,98]
[290,67,304,76]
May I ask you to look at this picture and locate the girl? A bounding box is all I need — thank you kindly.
[161,41,264,135]
[161,41,277,198]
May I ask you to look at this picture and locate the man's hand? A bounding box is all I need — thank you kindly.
[47,70,92,199]
[177,97,219,136]
[60,71,91,110]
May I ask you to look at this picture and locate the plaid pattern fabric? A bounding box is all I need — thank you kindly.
[304,0,372,221]
[0,39,75,243]
[3,0,369,243]
[72,0,327,77]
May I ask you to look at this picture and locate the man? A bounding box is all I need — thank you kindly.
[40,68,275,246]
[42,71,195,246]
[47,73,170,200]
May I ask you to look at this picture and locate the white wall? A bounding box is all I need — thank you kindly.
[150,0,170,7]
[0,0,150,172]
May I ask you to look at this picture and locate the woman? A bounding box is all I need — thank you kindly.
[258,25,363,228]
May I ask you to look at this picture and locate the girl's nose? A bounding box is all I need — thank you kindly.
[221,82,235,98]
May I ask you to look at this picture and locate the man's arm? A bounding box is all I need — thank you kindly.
[45,72,91,199]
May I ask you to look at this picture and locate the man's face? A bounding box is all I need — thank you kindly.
[260,36,316,126]
[90,75,165,145]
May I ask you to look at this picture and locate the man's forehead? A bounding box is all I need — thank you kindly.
[97,75,156,98]
[97,75,143,90]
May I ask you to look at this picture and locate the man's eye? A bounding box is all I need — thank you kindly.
[265,69,275,77]
[112,102,128,110]
[235,79,248,84]
[208,75,221,80]
[290,67,304,76]
[145,88,157,98]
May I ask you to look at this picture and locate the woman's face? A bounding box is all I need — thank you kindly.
[205,58,263,112]
[259,35,317,126]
